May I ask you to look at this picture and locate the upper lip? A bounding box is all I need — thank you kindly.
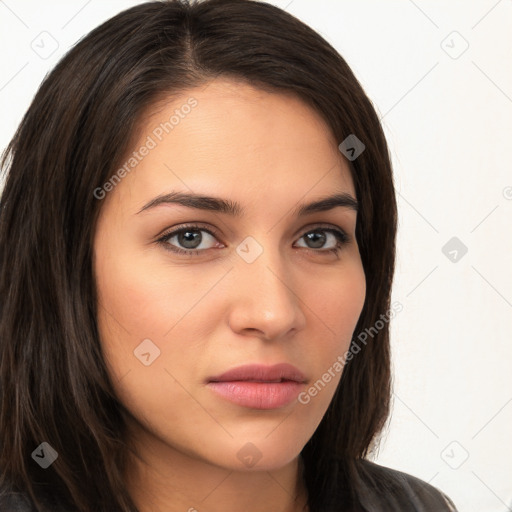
[207,363,307,383]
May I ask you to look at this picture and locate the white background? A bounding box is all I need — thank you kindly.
[1,1,511,511]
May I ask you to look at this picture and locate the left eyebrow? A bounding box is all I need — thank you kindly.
[136,191,358,216]
[294,193,358,216]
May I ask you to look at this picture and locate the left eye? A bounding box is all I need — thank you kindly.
[295,229,347,251]
[157,225,348,256]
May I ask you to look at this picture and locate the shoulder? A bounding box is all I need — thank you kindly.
[0,484,36,512]
[353,459,458,511]
[0,479,63,512]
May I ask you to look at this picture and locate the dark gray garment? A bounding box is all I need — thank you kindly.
[356,460,458,511]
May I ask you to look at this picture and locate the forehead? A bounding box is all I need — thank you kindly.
[109,78,355,211]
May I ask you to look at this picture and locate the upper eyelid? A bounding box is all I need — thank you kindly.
[157,222,350,244]
[156,223,220,240]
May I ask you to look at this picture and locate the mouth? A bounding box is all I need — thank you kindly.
[206,363,307,409]
[207,363,307,384]
[234,379,289,383]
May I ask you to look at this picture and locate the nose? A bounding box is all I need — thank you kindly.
[227,240,307,341]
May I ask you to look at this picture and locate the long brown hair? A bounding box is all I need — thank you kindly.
[0,1,397,510]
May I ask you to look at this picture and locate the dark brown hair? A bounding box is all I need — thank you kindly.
[0,1,397,510]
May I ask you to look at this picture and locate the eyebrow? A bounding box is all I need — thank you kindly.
[136,191,358,216]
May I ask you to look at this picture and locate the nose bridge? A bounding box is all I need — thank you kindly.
[228,233,305,337]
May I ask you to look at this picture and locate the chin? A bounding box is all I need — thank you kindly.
[206,435,306,473]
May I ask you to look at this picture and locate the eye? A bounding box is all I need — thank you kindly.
[299,227,348,250]
[157,224,222,256]
[156,223,350,257]
[294,226,350,256]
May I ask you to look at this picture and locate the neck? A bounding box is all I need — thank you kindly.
[125,425,309,512]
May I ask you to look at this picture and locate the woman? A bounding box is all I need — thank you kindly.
[0,0,458,510]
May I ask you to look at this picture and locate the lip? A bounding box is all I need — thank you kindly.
[208,363,307,384]
[206,363,307,410]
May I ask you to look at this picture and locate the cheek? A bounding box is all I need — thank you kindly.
[94,240,228,391]
[300,260,366,397]
[96,253,172,335]
[330,271,365,332]
[94,256,213,440]
[313,258,366,347]
[94,234,174,382]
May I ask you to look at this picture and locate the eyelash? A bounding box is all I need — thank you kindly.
[156,223,350,258]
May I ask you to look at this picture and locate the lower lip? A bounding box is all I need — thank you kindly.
[207,381,304,409]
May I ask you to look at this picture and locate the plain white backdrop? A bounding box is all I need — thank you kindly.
[1,1,511,511]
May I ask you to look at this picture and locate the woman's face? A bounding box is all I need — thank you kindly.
[93,79,366,472]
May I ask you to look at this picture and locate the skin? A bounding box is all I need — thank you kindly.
[93,78,366,512]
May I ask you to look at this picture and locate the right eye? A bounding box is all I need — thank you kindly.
[156,224,224,256]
